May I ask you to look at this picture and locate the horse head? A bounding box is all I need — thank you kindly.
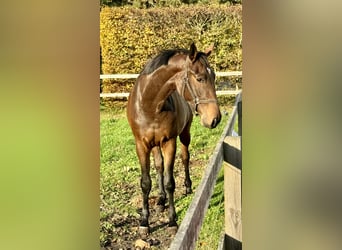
[181,43,221,129]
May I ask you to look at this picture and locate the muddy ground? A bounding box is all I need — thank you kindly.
[101,156,205,250]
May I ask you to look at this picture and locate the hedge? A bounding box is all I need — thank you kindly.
[100,0,242,8]
[100,5,242,93]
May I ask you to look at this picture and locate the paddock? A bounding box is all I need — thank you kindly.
[100,72,242,249]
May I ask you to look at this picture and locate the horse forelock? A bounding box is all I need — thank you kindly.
[192,53,215,80]
[196,52,210,67]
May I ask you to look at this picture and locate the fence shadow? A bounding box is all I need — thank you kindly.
[223,234,242,250]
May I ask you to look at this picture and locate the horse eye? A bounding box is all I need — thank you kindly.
[196,77,204,83]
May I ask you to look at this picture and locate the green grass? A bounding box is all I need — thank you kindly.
[196,168,225,249]
[100,102,235,248]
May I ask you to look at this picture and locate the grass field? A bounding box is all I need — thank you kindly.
[100,99,236,249]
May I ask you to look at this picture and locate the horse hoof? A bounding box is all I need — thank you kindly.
[168,225,178,235]
[185,187,192,195]
[139,226,150,236]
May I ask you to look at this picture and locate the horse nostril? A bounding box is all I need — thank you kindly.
[211,118,218,128]
[211,115,221,128]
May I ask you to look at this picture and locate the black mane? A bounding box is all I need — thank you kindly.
[140,49,189,75]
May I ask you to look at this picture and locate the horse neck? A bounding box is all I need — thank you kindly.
[139,65,185,113]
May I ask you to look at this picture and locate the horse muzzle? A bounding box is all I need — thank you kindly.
[200,110,221,129]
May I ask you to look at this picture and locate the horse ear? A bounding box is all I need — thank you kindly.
[204,43,214,57]
[189,42,197,62]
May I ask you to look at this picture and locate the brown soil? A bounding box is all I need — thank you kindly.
[101,158,205,250]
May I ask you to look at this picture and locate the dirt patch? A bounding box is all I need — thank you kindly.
[103,201,183,249]
[101,159,202,250]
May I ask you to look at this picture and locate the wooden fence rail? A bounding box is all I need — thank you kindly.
[99,71,242,80]
[99,72,242,99]
[100,90,240,99]
[169,92,242,250]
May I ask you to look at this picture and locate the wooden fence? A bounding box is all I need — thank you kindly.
[169,92,242,250]
[99,72,242,99]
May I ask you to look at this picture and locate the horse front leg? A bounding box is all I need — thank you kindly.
[152,146,166,212]
[136,141,152,235]
[161,138,177,231]
[180,123,192,194]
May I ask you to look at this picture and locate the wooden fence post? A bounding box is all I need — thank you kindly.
[223,136,242,250]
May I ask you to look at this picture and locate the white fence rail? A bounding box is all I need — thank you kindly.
[100,71,242,80]
[100,71,242,98]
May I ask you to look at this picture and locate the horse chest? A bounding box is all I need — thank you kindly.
[138,115,178,147]
[155,118,177,139]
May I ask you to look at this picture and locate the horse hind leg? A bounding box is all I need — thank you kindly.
[180,125,192,194]
[136,140,152,235]
[152,146,166,212]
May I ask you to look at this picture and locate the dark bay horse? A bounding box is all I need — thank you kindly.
[127,43,221,234]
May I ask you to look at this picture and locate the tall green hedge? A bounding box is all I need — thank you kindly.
[100,0,242,8]
[100,5,242,93]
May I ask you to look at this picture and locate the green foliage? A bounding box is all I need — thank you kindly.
[197,168,225,249]
[100,5,242,93]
